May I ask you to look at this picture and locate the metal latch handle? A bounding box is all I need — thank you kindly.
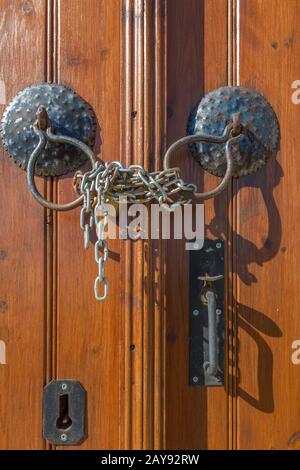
[203,290,218,377]
[28,113,242,212]
[27,109,97,212]
[198,273,224,378]
[163,123,244,200]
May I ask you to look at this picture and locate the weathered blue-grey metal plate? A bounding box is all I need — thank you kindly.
[187,86,280,177]
[189,239,224,387]
[1,83,97,176]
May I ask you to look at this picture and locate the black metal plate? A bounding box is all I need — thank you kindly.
[187,86,280,177]
[43,380,86,446]
[189,239,224,387]
[1,83,97,176]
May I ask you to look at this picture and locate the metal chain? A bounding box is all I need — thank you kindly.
[79,172,95,249]
[94,192,109,301]
[22,106,242,302]
[73,162,196,207]
[72,126,242,301]
[73,162,197,301]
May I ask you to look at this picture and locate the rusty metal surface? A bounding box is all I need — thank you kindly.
[27,125,97,211]
[187,86,280,177]
[1,83,97,176]
[163,123,243,199]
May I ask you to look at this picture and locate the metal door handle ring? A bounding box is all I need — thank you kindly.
[163,123,244,200]
[27,126,97,211]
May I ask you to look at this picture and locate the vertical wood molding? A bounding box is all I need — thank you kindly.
[227,0,234,451]
[45,1,59,451]
[56,0,121,449]
[152,1,167,450]
[227,0,239,451]
[0,0,47,449]
[45,0,60,449]
[120,0,166,450]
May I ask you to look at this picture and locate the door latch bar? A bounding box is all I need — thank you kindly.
[189,240,225,386]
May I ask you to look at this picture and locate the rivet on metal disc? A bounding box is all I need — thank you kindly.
[187,86,280,178]
[1,83,97,177]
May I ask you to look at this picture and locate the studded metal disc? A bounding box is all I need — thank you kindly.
[1,83,97,176]
[187,86,280,177]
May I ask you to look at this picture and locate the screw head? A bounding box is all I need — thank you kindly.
[61,383,68,391]
[192,376,199,384]
[61,433,68,442]
[216,309,222,315]
[193,309,199,316]
[216,242,222,249]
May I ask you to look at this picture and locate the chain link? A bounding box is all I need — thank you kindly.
[73,162,197,301]
[79,177,95,250]
[94,193,109,301]
[73,162,196,207]
[26,108,241,302]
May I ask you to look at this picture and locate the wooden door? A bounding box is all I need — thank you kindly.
[0,0,299,450]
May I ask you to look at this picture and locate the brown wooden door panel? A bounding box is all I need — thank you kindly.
[0,0,47,450]
[237,0,300,450]
[56,0,121,450]
[165,0,230,450]
[0,0,299,450]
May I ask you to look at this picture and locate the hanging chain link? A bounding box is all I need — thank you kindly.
[94,192,109,301]
[73,162,197,301]
[19,103,243,302]
[72,123,243,301]
[80,173,95,249]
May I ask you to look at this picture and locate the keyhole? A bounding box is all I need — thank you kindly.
[56,394,72,430]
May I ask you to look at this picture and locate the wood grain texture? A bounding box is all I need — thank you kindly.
[236,0,300,450]
[120,0,166,450]
[1,0,299,451]
[0,0,47,450]
[165,0,229,450]
[152,1,167,450]
[56,0,121,450]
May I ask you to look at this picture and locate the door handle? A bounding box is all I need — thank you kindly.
[1,84,280,301]
[163,120,243,200]
[198,273,224,379]
[204,290,218,377]
[27,111,97,211]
